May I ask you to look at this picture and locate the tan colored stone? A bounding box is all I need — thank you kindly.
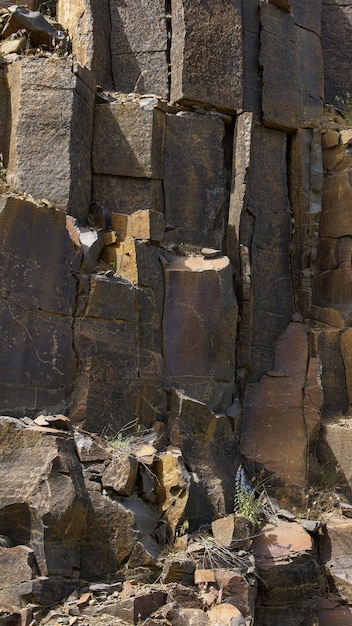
[129,210,165,243]
[322,144,346,171]
[322,129,340,148]
[102,454,138,496]
[340,129,352,144]
[304,356,323,440]
[320,166,352,238]
[312,268,352,315]
[154,449,190,538]
[207,603,245,626]
[311,306,345,329]
[194,570,216,584]
[211,514,254,550]
[321,517,352,602]
[314,328,349,417]
[170,0,243,112]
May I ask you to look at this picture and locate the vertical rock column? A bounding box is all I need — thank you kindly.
[6,58,95,221]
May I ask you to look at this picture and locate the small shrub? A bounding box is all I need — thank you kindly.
[234,465,261,526]
[335,93,352,125]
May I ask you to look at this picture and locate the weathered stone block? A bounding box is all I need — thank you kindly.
[164,111,226,247]
[154,450,190,538]
[169,391,240,526]
[291,0,322,35]
[110,0,168,98]
[260,3,322,130]
[170,0,243,111]
[6,58,94,220]
[242,320,309,488]
[58,0,112,88]
[163,254,237,409]
[0,419,87,583]
[0,196,79,416]
[93,95,165,179]
[321,1,352,104]
[70,318,139,433]
[260,3,300,130]
[130,210,165,243]
[314,328,349,417]
[84,275,137,322]
[248,127,293,380]
[102,454,138,496]
[93,176,164,216]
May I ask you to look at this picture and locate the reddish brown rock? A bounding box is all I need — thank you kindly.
[170,0,243,112]
[169,391,239,527]
[0,418,87,597]
[0,196,79,416]
[211,515,254,550]
[214,569,256,618]
[242,320,309,487]
[316,421,352,489]
[314,328,349,417]
[163,255,237,410]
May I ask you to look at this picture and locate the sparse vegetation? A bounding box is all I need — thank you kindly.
[335,93,352,125]
[234,465,262,526]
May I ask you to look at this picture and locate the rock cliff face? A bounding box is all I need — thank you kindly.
[1,0,352,623]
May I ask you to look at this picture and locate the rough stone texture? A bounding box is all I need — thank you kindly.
[260,2,323,130]
[320,517,352,603]
[170,0,243,111]
[245,126,294,381]
[93,176,164,216]
[314,329,349,417]
[242,0,261,116]
[57,0,112,89]
[6,58,94,220]
[163,254,237,410]
[254,520,319,625]
[242,320,311,487]
[321,0,352,104]
[92,95,165,179]
[316,421,352,488]
[169,391,240,528]
[154,449,190,539]
[0,418,87,603]
[289,129,323,318]
[163,111,226,247]
[80,489,136,580]
[0,196,79,416]
[70,316,139,433]
[101,453,138,496]
[0,65,10,167]
[110,0,168,98]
